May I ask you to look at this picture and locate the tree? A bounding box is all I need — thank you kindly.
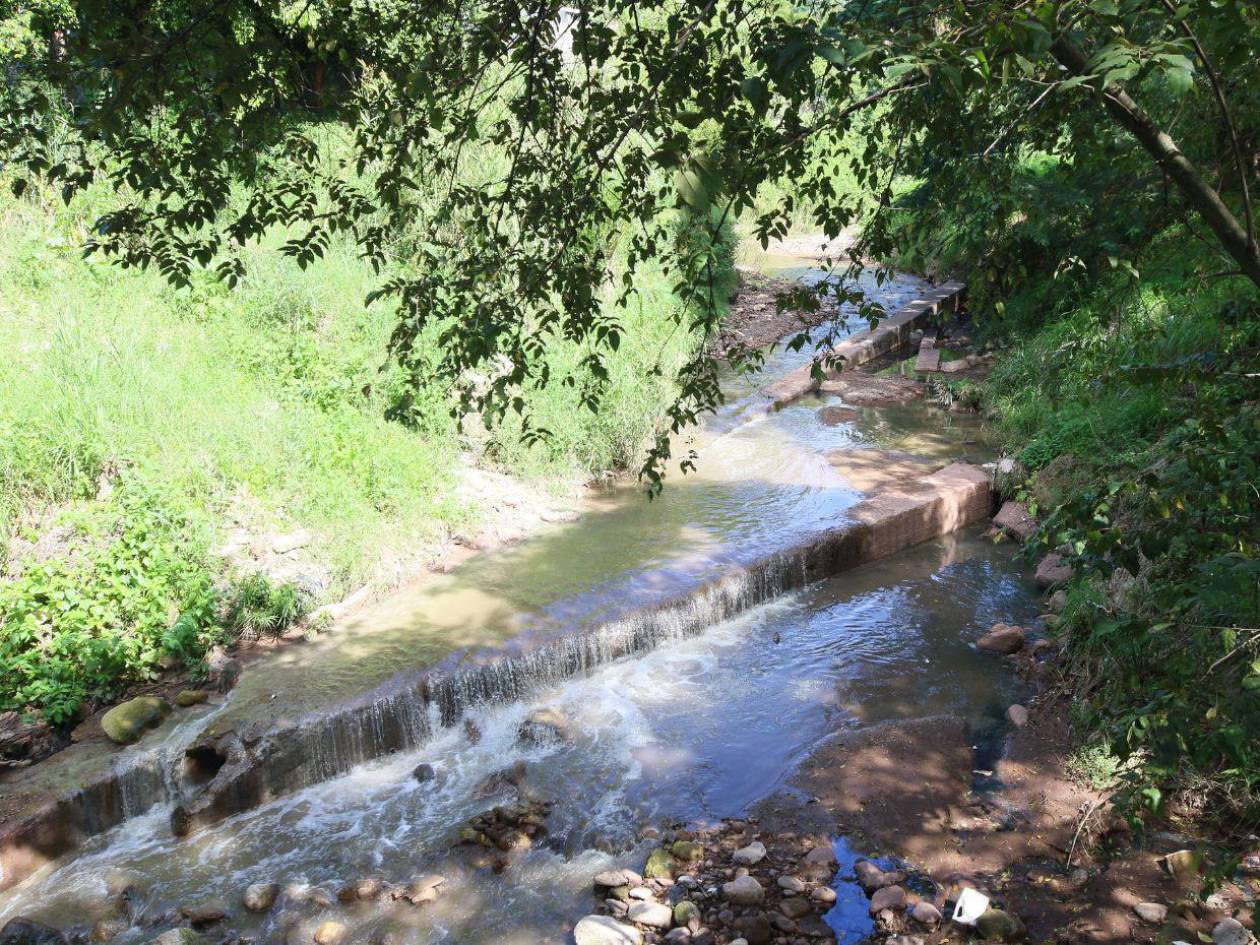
[2,0,1256,484]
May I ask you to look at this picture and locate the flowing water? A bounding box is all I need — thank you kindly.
[0,262,1037,941]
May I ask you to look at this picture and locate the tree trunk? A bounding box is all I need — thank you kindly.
[1050,36,1260,289]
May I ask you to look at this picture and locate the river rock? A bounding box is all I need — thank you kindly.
[732,841,767,866]
[627,901,672,929]
[992,501,1035,542]
[627,887,653,901]
[779,897,811,920]
[663,929,690,944]
[868,885,906,915]
[975,908,1026,942]
[1212,918,1250,945]
[817,406,859,426]
[1034,553,1074,589]
[175,689,207,707]
[338,877,383,902]
[671,840,703,863]
[89,918,126,943]
[811,886,837,905]
[854,860,905,894]
[573,915,643,945]
[206,646,241,692]
[151,932,208,945]
[0,711,54,763]
[733,914,771,945]
[412,762,436,782]
[242,881,279,913]
[673,901,701,928]
[977,623,1026,654]
[722,875,765,905]
[887,937,925,945]
[777,875,805,893]
[595,869,642,888]
[178,901,226,926]
[313,922,346,945]
[0,919,70,945]
[101,697,170,745]
[1133,902,1167,924]
[518,706,570,744]
[803,844,837,870]
[400,874,445,904]
[1006,704,1029,727]
[910,901,941,927]
[643,847,677,880]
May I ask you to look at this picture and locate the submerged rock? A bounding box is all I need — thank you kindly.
[242,882,279,913]
[178,901,226,926]
[573,915,643,945]
[89,918,127,943]
[101,697,170,745]
[518,706,570,744]
[399,874,445,905]
[977,624,1026,654]
[412,762,436,782]
[151,932,209,945]
[0,919,70,945]
[313,922,347,945]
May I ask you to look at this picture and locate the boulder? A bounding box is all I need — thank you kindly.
[313,922,347,945]
[992,501,1036,542]
[1006,705,1029,728]
[868,885,906,915]
[627,901,673,929]
[518,706,570,744]
[643,847,677,880]
[977,624,1026,654]
[721,875,765,906]
[975,908,1026,942]
[1212,918,1250,945]
[242,882,279,913]
[175,689,208,708]
[1034,553,1074,589]
[101,697,170,745]
[910,901,941,927]
[0,919,70,945]
[1133,902,1167,924]
[732,841,767,866]
[573,915,643,945]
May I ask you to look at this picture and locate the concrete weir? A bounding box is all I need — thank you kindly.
[758,281,967,411]
[0,460,992,891]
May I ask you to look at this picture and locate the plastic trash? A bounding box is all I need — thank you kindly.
[951,887,990,926]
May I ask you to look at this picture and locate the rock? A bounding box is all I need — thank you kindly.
[975,908,1026,942]
[100,697,170,745]
[0,711,55,762]
[721,875,765,905]
[673,901,701,928]
[910,901,941,927]
[977,623,1026,654]
[663,929,690,944]
[151,933,208,945]
[178,902,226,926]
[853,860,905,894]
[272,530,311,554]
[401,874,445,904]
[518,706,570,744]
[779,898,811,920]
[992,501,1036,542]
[811,886,837,905]
[606,899,629,918]
[1163,849,1203,881]
[1212,918,1250,945]
[769,913,797,933]
[206,646,241,692]
[338,877,383,902]
[412,762,436,782]
[732,914,771,945]
[313,922,347,945]
[644,848,677,880]
[243,882,280,913]
[671,840,703,863]
[868,885,906,915]
[1241,850,1260,875]
[0,919,70,945]
[1034,553,1074,589]
[817,406,860,426]
[1006,704,1029,727]
[777,875,805,893]
[887,937,925,945]
[627,901,673,929]
[1133,902,1168,924]
[573,915,643,945]
[803,844,836,869]
[175,689,208,708]
[628,887,653,901]
[595,869,642,888]
[732,841,767,866]
[89,919,127,943]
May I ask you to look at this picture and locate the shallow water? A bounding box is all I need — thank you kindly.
[0,261,1033,941]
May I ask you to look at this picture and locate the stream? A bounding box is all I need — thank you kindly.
[0,261,1038,943]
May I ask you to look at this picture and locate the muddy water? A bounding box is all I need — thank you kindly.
[0,263,1035,940]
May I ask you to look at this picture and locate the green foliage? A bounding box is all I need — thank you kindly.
[0,483,217,723]
[224,573,308,644]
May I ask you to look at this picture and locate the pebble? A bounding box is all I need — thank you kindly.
[779,897,811,919]
[595,870,642,888]
[910,901,942,927]
[868,885,906,916]
[732,842,767,866]
[627,901,673,929]
[803,845,836,868]
[776,876,805,893]
[811,887,837,905]
[628,887,654,901]
[1006,704,1029,727]
[854,860,905,894]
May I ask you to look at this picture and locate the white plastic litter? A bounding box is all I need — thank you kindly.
[951,887,991,926]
